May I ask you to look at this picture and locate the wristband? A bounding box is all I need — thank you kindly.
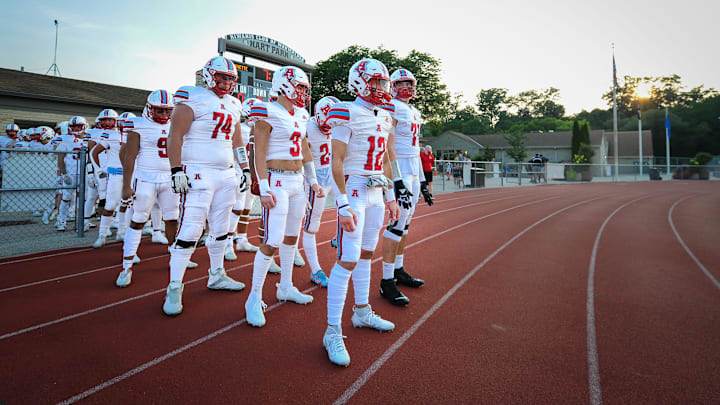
[171,166,183,175]
[233,146,248,164]
[391,160,402,181]
[384,190,396,202]
[259,179,271,196]
[303,161,318,186]
[336,194,351,217]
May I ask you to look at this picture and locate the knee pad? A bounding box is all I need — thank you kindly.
[174,239,197,249]
[383,221,403,242]
[205,233,228,250]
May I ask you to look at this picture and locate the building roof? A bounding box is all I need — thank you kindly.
[0,68,150,110]
[466,130,605,148]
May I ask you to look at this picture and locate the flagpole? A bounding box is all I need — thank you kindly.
[612,45,619,181]
[665,107,670,178]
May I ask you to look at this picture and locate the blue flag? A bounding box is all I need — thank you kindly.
[665,114,671,138]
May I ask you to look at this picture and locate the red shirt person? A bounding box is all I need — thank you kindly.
[420,145,435,192]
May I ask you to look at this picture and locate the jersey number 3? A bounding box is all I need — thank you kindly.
[212,112,233,140]
[364,136,386,171]
[289,131,301,157]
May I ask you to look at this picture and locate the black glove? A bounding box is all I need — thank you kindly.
[394,179,413,210]
[171,166,190,194]
[420,181,434,206]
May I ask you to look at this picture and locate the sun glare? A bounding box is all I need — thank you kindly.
[636,82,652,99]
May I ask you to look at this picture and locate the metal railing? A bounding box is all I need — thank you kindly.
[0,147,87,244]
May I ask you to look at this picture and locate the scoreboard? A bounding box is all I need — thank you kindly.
[195,60,275,103]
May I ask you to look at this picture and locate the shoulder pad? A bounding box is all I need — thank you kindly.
[297,107,310,122]
[379,102,396,113]
[248,101,269,120]
[325,102,351,127]
[173,85,197,105]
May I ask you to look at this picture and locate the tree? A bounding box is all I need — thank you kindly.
[310,45,451,122]
[475,88,509,130]
[571,120,581,157]
[504,132,528,163]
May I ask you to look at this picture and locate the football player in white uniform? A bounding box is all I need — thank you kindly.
[114,91,180,287]
[74,115,100,229]
[322,59,400,367]
[55,122,83,231]
[13,128,31,149]
[379,68,434,306]
[90,109,125,247]
[244,66,320,327]
[224,97,260,261]
[1,124,19,177]
[43,122,69,224]
[302,96,340,287]
[163,56,246,316]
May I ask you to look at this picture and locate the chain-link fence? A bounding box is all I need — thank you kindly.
[0,147,86,246]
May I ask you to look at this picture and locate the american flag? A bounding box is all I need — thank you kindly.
[612,54,618,89]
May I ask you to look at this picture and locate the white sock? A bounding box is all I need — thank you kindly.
[237,232,248,243]
[382,261,395,280]
[352,259,371,306]
[98,215,113,238]
[327,263,352,326]
[122,228,143,269]
[58,200,70,223]
[228,211,240,235]
[251,250,273,296]
[303,231,321,273]
[279,243,295,289]
[169,246,194,283]
[117,210,127,235]
[206,235,226,271]
[395,254,404,269]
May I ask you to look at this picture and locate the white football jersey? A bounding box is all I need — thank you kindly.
[97,129,123,168]
[28,140,44,150]
[57,135,82,173]
[249,101,309,162]
[13,140,29,149]
[382,99,422,159]
[173,85,241,169]
[306,118,331,170]
[0,135,13,148]
[327,98,393,176]
[123,116,171,182]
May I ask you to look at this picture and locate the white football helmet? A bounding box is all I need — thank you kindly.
[118,112,137,132]
[202,56,238,97]
[96,109,119,129]
[390,68,417,99]
[17,129,26,140]
[6,123,19,137]
[24,127,35,141]
[314,96,340,133]
[348,58,391,105]
[272,66,311,108]
[37,126,55,143]
[241,97,263,118]
[68,116,88,136]
[145,90,174,124]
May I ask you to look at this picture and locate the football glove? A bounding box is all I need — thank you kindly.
[394,179,413,210]
[171,167,190,194]
[420,181,434,206]
[239,168,250,193]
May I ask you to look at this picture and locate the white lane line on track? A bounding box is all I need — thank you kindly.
[333,195,604,405]
[668,195,720,291]
[0,189,495,265]
[1,193,539,338]
[585,195,649,405]
[0,194,525,293]
[56,193,569,404]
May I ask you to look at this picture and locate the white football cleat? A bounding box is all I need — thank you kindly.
[41,211,50,224]
[133,255,141,264]
[235,239,259,252]
[162,281,184,316]
[116,268,132,288]
[56,222,66,232]
[268,259,281,274]
[351,305,395,332]
[293,249,305,267]
[276,284,313,304]
[245,295,267,327]
[323,325,350,367]
[92,235,106,249]
[152,231,169,244]
[142,224,153,236]
[207,268,245,291]
[48,209,58,221]
[224,243,237,261]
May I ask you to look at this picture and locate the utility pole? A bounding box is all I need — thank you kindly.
[46,20,61,76]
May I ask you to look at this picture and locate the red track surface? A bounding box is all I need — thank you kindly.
[1,182,719,404]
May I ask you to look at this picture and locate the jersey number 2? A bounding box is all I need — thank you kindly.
[319,143,330,165]
[212,112,233,140]
[364,136,385,171]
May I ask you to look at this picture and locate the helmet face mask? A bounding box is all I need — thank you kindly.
[5,123,19,138]
[145,90,173,124]
[68,116,88,136]
[98,117,116,129]
[349,59,392,105]
[272,66,311,108]
[390,69,417,100]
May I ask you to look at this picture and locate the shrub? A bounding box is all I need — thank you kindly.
[695,152,713,166]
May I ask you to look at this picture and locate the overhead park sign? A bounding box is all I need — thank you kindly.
[219,33,314,73]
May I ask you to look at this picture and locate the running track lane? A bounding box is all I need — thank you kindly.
[0,188,575,403]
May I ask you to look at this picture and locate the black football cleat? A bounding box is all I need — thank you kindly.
[394,267,424,288]
[380,278,410,306]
